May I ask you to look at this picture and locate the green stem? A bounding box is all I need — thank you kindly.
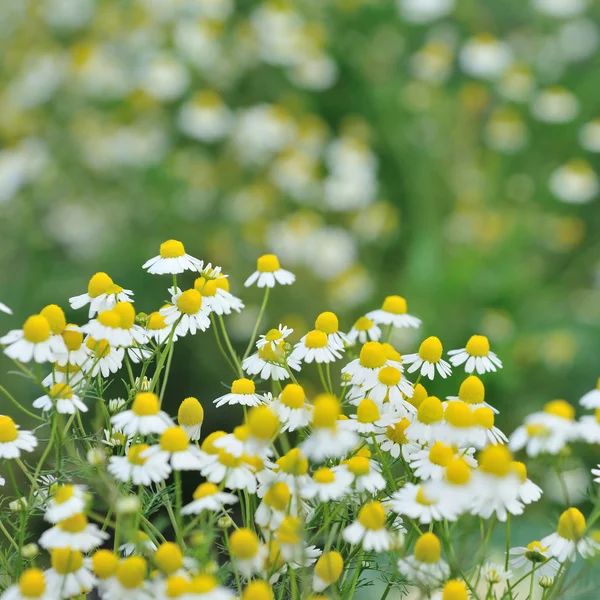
[243,287,270,361]
[0,384,44,422]
[217,315,242,376]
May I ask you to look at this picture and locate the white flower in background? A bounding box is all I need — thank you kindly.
[509,541,560,579]
[541,508,599,562]
[577,408,600,442]
[178,91,233,142]
[39,514,108,552]
[138,52,189,102]
[174,19,224,71]
[531,87,579,123]
[484,107,528,154]
[532,0,589,18]
[397,0,455,23]
[346,316,382,345]
[7,53,65,110]
[459,33,512,79]
[398,533,450,587]
[291,52,338,90]
[0,138,48,206]
[410,41,454,84]
[343,502,393,552]
[44,548,97,598]
[0,416,37,459]
[579,378,600,408]
[549,159,599,204]
[558,19,599,63]
[579,119,600,152]
[42,0,95,30]
[181,482,238,516]
[245,254,295,288]
[304,227,358,280]
[1,567,55,600]
[270,148,320,203]
[302,467,353,502]
[108,443,171,485]
[498,64,535,103]
[44,485,88,524]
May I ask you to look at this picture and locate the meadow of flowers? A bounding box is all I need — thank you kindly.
[1,242,600,599]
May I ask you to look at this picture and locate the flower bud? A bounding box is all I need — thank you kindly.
[22,543,39,558]
[116,496,141,515]
[87,448,106,466]
[218,516,233,529]
[10,498,27,512]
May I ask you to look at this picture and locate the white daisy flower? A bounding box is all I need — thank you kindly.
[143,426,204,471]
[579,119,600,153]
[0,416,37,459]
[228,528,266,578]
[346,315,381,345]
[110,392,173,436]
[176,396,204,441]
[446,374,498,413]
[343,502,393,552]
[81,309,132,348]
[108,443,171,486]
[397,0,455,24]
[342,341,404,390]
[44,484,88,524]
[579,379,600,408]
[69,271,133,318]
[365,295,421,329]
[256,324,294,352]
[509,541,560,579]
[459,33,512,80]
[98,556,152,599]
[39,513,109,552]
[344,399,400,435]
[289,329,343,364]
[312,551,344,593]
[365,365,415,408]
[541,508,599,562]
[261,448,311,495]
[193,275,244,316]
[532,0,588,18]
[102,428,130,448]
[374,416,419,460]
[447,334,502,374]
[187,574,235,599]
[142,239,203,275]
[255,482,293,532]
[314,311,349,350]
[531,87,579,124]
[428,458,475,517]
[214,378,265,408]
[181,482,238,516]
[145,309,179,344]
[118,532,157,557]
[44,548,97,598]
[338,454,386,494]
[478,562,512,586]
[402,336,452,379]
[440,401,487,448]
[549,159,599,204]
[55,324,88,367]
[2,314,66,363]
[276,517,322,567]
[1,568,54,600]
[409,442,474,481]
[178,90,233,142]
[390,482,460,524]
[511,461,543,505]
[80,336,124,378]
[33,383,88,415]
[42,363,85,392]
[244,254,295,288]
[406,397,445,445]
[242,343,301,382]
[201,450,258,493]
[592,465,600,483]
[398,533,450,587]
[160,287,211,337]
[268,384,312,432]
[474,406,508,446]
[302,467,354,502]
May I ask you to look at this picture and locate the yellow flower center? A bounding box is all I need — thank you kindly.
[88,272,113,298]
[378,366,401,387]
[458,376,485,404]
[53,485,74,504]
[511,461,527,483]
[525,541,548,562]
[356,398,380,424]
[544,400,575,420]
[525,423,549,437]
[0,416,18,443]
[265,329,283,342]
[465,335,490,357]
[189,575,218,593]
[313,467,336,484]
[418,336,443,363]
[381,295,407,315]
[357,502,386,530]
[314,551,343,584]
[596,408,600,424]
[557,508,586,541]
[85,337,110,357]
[97,310,122,329]
[92,550,119,579]
[264,482,291,511]
[166,576,189,598]
[444,401,475,428]
[116,556,147,588]
[63,326,83,351]
[59,513,88,533]
[243,454,264,472]
[414,532,442,563]
[194,277,218,297]
[178,397,204,426]
[312,395,340,428]
[201,431,226,454]
[18,569,46,597]
[416,487,434,506]
[148,312,167,330]
[128,444,150,466]
[51,548,84,574]
[473,407,494,429]
[231,378,256,395]
[445,458,471,485]
[277,516,301,544]
[478,445,513,477]
[442,580,468,600]
[113,302,135,330]
[315,312,339,334]
[258,342,285,362]
[242,580,274,600]
[160,427,189,453]
[410,383,428,409]
[132,392,160,416]
[386,418,411,444]
[22,315,52,343]
[277,448,309,475]
[346,456,370,476]
[305,330,328,349]
[230,528,259,559]
[353,316,374,331]
[193,483,218,500]
[155,542,183,574]
[257,254,280,272]
[159,240,186,258]
[429,442,454,466]
[177,289,202,315]
[280,384,305,408]
[247,406,279,440]
[418,396,444,424]
[218,450,240,468]
[234,425,250,441]
[359,342,387,369]
[40,305,66,335]
[106,283,123,294]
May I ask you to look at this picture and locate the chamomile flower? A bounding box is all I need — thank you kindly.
[580,378,600,408]
[314,311,348,350]
[406,397,445,444]
[429,458,475,515]
[345,398,398,434]
[45,548,97,598]
[255,482,292,531]
[143,426,203,471]
[119,531,157,557]
[459,33,512,80]
[0,416,37,459]
[409,442,467,481]
[391,482,460,524]
[33,383,88,415]
[346,316,381,345]
[375,417,418,460]
[269,384,312,432]
[541,508,599,562]
[1,568,54,600]
[229,528,266,578]
[245,254,295,288]
[215,379,265,408]
[290,329,343,364]
[243,341,301,382]
[2,314,66,363]
[447,375,498,413]
[69,272,133,317]
[474,407,508,446]
[275,517,322,566]
[509,541,560,579]
[550,159,599,204]
[81,337,124,378]
[447,335,502,374]
[194,275,244,315]
[177,396,204,441]
[312,551,343,593]
[44,485,88,524]
[201,450,258,493]
[266,448,312,493]
[342,341,403,389]
[100,556,151,600]
[338,453,386,493]
[256,325,294,352]
[364,365,415,410]
[187,574,235,599]
[143,239,203,275]
[403,336,452,379]
[300,395,358,462]
[343,502,393,552]
[39,513,109,552]
[146,309,178,344]
[440,401,486,447]
[81,307,130,348]
[511,461,543,505]
[111,392,173,436]
[108,443,171,485]
[366,295,421,329]
[478,562,512,587]
[531,87,579,124]
[55,324,88,367]
[302,467,354,502]
[398,533,450,587]
[181,482,238,517]
[161,287,211,337]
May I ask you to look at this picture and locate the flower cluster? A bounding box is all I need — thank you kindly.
[1,240,599,599]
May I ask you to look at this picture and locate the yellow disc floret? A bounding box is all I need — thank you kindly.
[257,254,280,273]
[88,272,113,298]
[276,448,308,475]
[189,574,218,593]
[418,336,443,363]
[478,445,513,477]
[315,312,339,334]
[429,442,454,466]
[414,532,442,563]
[312,395,340,428]
[166,576,189,597]
[357,502,386,530]
[511,461,527,483]
[444,401,475,428]
[127,444,150,466]
[247,406,279,440]
[356,398,380,423]
[382,295,407,315]
[458,376,485,404]
[178,397,204,426]
[417,396,444,424]
[473,407,494,429]
[49,383,73,399]
[148,312,167,330]
[242,580,274,600]
[314,551,343,584]
[544,400,575,421]
[116,556,147,588]
[160,427,189,453]
[230,528,259,559]
[280,384,305,408]
[51,548,84,574]
[378,366,401,387]
[53,485,74,504]
[59,513,88,533]
[305,330,328,349]
[465,335,490,357]
[445,458,471,485]
[410,383,428,409]
[132,392,160,416]
[0,416,18,443]
[313,468,336,484]
[62,326,83,351]
[92,550,119,579]
[231,378,256,395]
[346,456,370,476]
[97,310,122,329]
[353,316,373,331]
[22,315,52,344]
[18,568,46,597]
[193,482,218,500]
[277,516,301,544]
[442,579,468,600]
[40,305,66,335]
[160,240,186,258]
[386,418,410,444]
[264,482,291,511]
[154,542,184,574]
[113,302,135,329]
[177,289,202,315]
[557,508,586,541]
[201,431,226,454]
[359,342,387,369]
